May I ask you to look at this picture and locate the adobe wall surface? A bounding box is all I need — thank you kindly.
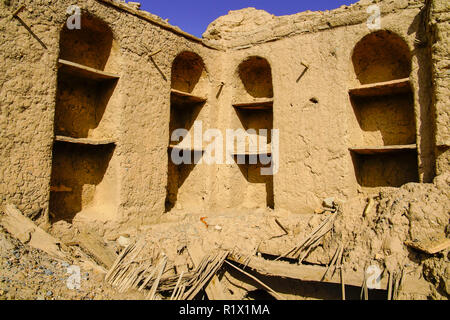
[0,0,447,237]
[0,0,220,232]
[207,0,437,214]
[428,0,450,175]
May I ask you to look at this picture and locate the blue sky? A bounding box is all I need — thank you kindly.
[138,0,359,37]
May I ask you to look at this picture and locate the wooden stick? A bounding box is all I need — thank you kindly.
[387,271,393,300]
[224,260,284,300]
[149,49,162,56]
[139,262,159,291]
[274,218,289,235]
[339,246,345,300]
[360,271,368,300]
[183,251,227,300]
[298,237,321,263]
[278,213,335,260]
[170,271,185,300]
[393,271,402,300]
[322,244,341,280]
[131,260,153,289]
[12,5,25,17]
[363,198,375,217]
[364,280,369,300]
[147,256,167,300]
[341,267,345,300]
[175,284,185,300]
[331,245,344,279]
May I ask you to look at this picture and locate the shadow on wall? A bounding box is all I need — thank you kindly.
[350,93,416,146]
[59,12,114,71]
[49,143,115,223]
[236,162,274,209]
[238,56,273,98]
[169,103,204,141]
[235,109,273,144]
[352,30,411,85]
[54,75,117,138]
[349,30,419,188]
[224,263,388,300]
[165,51,208,212]
[171,51,206,93]
[165,152,201,212]
[350,151,419,188]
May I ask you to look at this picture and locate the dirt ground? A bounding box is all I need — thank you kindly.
[0,225,145,300]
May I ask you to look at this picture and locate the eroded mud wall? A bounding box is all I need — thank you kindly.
[429,0,450,175]
[205,0,437,213]
[0,0,222,231]
[0,0,446,234]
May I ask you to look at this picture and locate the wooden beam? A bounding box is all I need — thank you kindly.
[188,245,230,300]
[0,203,68,260]
[228,254,430,296]
[405,238,450,255]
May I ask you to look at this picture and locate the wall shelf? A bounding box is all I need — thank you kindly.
[55,135,116,146]
[349,78,411,97]
[58,59,120,81]
[50,185,72,193]
[231,151,272,157]
[233,98,273,110]
[168,144,204,153]
[170,89,206,105]
[349,144,417,155]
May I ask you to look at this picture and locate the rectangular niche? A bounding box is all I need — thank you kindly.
[349,31,420,189]
[165,157,200,211]
[234,109,273,145]
[351,149,419,188]
[242,163,274,209]
[169,101,204,144]
[165,51,208,212]
[54,71,117,139]
[350,92,416,146]
[231,109,274,209]
[49,141,117,222]
[231,56,274,209]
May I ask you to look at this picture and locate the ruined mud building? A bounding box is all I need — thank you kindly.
[0,0,449,300]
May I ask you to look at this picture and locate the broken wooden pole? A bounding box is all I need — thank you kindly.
[224,260,284,300]
[147,256,167,300]
[228,253,430,297]
[363,198,375,217]
[12,8,48,50]
[187,246,229,300]
[0,203,68,260]
[341,267,345,300]
[404,238,450,255]
[12,4,25,17]
[296,61,309,82]
[170,271,184,300]
[149,48,162,57]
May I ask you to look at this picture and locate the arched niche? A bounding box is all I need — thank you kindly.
[349,30,418,189]
[59,12,118,72]
[165,51,208,213]
[171,51,208,95]
[352,30,411,85]
[231,56,274,210]
[237,56,273,99]
[50,12,120,223]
